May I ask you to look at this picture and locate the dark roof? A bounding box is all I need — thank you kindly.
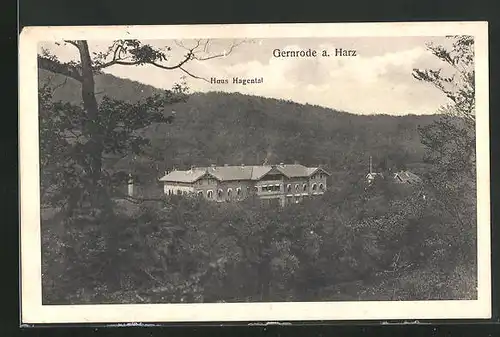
[159,164,329,183]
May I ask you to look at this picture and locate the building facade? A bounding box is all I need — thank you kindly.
[159,163,330,206]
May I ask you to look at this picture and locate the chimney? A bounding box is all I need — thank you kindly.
[127,173,134,197]
[211,164,216,168]
[279,162,284,166]
[224,164,229,167]
[241,163,245,167]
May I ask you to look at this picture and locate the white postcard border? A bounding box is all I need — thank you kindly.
[19,21,490,324]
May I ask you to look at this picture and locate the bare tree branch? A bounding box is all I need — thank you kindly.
[40,39,247,85]
[148,54,194,70]
[96,59,142,69]
[179,67,210,82]
[63,40,80,48]
[193,40,245,61]
[95,39,246,82]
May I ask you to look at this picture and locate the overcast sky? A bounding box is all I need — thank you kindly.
[39,37,455,115]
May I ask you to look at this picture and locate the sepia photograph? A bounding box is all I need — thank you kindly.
[19,22,490,323]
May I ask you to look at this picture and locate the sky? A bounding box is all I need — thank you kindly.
[38,36,455,115]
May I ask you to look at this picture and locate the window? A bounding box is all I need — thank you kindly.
[262,184,280,192]
[295,184,299,192]
[177,190,182,195]
[207,190,213,199]
[303,184,307,192]
[236,188,242,197]
[227,188,232,198]
[198,191,203,197]
[319,183,324,191]
[218,189,223,199]
[287,184,292,193]
[312,183,317,191]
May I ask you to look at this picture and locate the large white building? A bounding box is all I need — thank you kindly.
[158,163,330,206]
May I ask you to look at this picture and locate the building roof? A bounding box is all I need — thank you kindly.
[210,166,255,181]
[366,172,384,179]
[393,170,422,183]
[159,164,330,183]
[158,168,208,183]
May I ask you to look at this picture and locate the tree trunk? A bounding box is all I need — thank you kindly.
[76,41,105,210]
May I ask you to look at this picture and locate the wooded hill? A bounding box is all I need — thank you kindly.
[39,68,438,189]
[38,68,475,305]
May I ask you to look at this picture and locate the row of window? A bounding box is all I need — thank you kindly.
[167,183,325,198]
[167,189,189,196]
[208,188,243,199]
[261,184,281,192]
[310,173,327,180]
[255,183,325,193]
[167,188,244,199]
[283,183,324,193]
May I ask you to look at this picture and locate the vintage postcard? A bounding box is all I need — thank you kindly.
[19,22,490,324]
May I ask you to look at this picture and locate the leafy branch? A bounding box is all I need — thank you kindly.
[39,39,247,83]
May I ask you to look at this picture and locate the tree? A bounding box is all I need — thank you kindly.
[412,36,476,271]
[39,39,244,215]
[39,39,246,303]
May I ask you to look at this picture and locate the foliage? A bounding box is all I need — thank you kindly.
[39,80,186,215]
[42,176,476,303]
[413,35,477,271]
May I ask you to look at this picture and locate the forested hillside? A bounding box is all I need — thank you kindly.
[39,68,437,190]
